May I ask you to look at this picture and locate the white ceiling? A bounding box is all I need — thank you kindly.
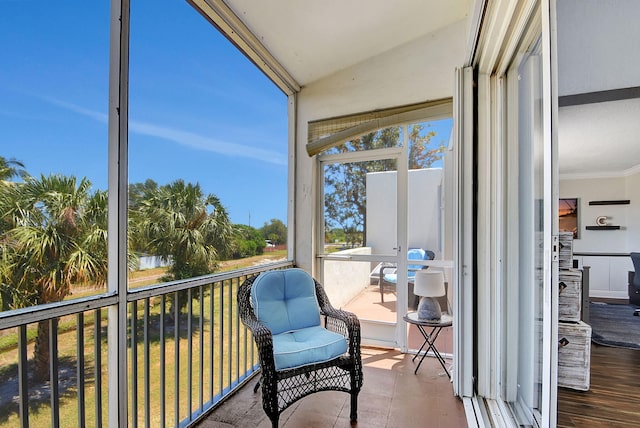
[557,0,640,177]
[218,0,639,177]
[224,0,473,86]
[559,99,640,177]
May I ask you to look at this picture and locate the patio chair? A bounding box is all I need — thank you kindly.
[378,248,435,306]
[630,252,640,315]
[238,268,363,427]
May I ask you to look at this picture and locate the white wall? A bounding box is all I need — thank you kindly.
[298,20,466,121]
[366,169,443,256]
[560,177,629,253]
[322,247,372,308]
[294,19,467,273]
[138,255,171,270]
[560,174,639,297]
[626,172,640,251]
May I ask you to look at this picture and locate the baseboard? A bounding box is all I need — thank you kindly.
[588,291,629,300]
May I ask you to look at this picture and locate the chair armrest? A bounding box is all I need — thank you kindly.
[238,275,277,373]
[314,279,361,357]
[379,263,397,285]
[241,307,275,356]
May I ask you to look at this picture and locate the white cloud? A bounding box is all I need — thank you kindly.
[41,96,287,166]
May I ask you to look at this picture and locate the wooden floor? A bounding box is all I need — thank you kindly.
[558,343,640,427]
[197,347,467,428]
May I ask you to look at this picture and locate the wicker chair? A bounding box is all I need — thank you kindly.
[378,248,435,305]
[238,268,362,427]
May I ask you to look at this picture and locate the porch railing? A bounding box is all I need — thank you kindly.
[0,260,294,428]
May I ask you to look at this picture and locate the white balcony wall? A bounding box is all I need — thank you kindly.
[322,247,373,308]
[294,19,467,274]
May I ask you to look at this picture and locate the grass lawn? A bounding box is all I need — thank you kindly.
[0,256,269,427]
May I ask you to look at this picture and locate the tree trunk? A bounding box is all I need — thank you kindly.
[33,286,66,382]
[33,319,51,381]
[0,289,12,312]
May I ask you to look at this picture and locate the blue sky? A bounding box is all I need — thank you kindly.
[1,1,288,228]
[1,2,453,229]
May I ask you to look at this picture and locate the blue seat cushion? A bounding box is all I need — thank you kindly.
[383,272,399,284]
[251,268,321,335]
[272,326,348,370]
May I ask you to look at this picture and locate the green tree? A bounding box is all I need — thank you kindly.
[260,218,287,245]
[128,179,159,253]
[408,124,445,170]
[231,224,265,258]
[324,127,399,246]
[134,180,233,311]
[0,156,29,182]
[323,124,445,245]
[325,227,346,244]
[0,174,108,380]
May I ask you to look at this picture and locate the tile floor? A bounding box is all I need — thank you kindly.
[197,347,467,428]
[343,285,453,355]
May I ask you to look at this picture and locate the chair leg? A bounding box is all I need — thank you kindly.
[350,390,358,424]
[270,415,279,428]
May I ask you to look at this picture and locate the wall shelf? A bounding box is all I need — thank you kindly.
[588,200,630,206]
[585,225,621,230]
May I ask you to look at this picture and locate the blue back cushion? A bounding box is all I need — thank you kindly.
[407,248,427,279]
[251,268,321,335]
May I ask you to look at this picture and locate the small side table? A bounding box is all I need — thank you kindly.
[403,312,452,377]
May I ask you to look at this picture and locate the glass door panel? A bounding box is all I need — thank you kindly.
[321,156,399,314]
[506,40,545,426]
[317,118,454,348]
[405,119,454,355]
[319,146,403,346]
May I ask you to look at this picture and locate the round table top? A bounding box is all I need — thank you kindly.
[403,311,453,327]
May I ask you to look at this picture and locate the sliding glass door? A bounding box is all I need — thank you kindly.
[317,133,404,347]
[504,33,555,427]
[315,114,454,349]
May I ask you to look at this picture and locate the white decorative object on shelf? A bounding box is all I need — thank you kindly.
[595,215,608,226]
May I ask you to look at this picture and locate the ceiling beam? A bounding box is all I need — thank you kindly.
[559,86,640,107]
[188,0,301,96]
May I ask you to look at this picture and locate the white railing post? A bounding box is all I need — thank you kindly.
[107,0,130,425]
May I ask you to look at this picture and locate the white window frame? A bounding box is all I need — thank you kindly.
[464,1,559,427]
[311,102,455,352]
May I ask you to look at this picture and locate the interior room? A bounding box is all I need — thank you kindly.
[556,1,640,425]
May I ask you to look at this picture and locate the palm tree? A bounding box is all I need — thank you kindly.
[134,179,233,312]
[0,157,29,308]
[1,174,108,380]
[0,156,29,182]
